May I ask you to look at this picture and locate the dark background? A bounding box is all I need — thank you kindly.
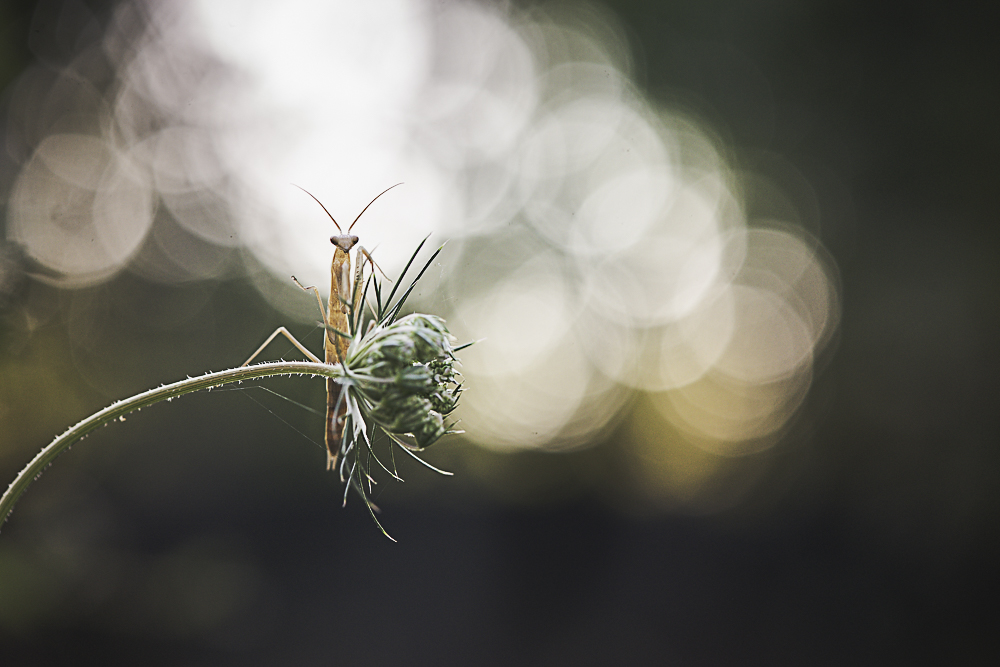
[1,0,998,664]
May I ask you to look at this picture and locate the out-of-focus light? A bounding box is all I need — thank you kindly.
[3,0,841,496]
[9,133,153,285]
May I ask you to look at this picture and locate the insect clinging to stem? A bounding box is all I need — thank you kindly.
[242,183,402,471]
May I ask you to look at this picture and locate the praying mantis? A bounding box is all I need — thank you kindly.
[242,184,402,471]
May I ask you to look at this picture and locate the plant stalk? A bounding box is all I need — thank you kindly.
[1,360,343,531]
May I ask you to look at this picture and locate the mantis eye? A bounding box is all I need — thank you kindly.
[351,235,359,245]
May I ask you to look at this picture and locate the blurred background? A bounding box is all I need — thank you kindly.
[0,0,996,663]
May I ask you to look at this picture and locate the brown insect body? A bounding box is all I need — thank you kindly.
[242,184,401,473]
[310,185,399,471]
[324,234,358,470]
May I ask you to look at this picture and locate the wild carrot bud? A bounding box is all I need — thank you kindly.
[349,313,463,449]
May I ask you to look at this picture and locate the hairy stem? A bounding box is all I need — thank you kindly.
[1,361,344,531]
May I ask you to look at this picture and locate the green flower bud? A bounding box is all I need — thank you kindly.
[347,312,462,448]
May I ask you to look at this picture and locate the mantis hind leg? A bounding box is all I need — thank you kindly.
[242,327,322,366]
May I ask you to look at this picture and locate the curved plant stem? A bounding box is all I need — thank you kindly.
[0,361,343,531]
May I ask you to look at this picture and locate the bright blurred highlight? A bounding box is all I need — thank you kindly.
[3,0,840,499]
